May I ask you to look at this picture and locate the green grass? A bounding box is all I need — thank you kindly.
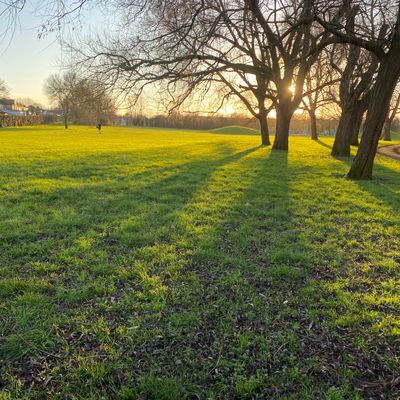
[0,125,399,399]
[210,125,260,135]
[390,131,400,141]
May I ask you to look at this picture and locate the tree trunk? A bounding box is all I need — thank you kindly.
[63,100,69,129]
[332,103,364,156]
[258,100,271,146]
[332,105,354,156]
[382,118,392,141]
[273,106,292,151]
[349,108,364,146]
[348,52,400,180]
[309,110,318,140]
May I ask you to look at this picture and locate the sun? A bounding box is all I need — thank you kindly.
[224,104,235,115]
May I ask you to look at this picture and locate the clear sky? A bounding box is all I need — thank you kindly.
[0,2,107,107]
[0,3,64,106]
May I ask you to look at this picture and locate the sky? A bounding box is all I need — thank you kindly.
[0,2,248,115]
[0,3,62,106]
[0,2,106,107]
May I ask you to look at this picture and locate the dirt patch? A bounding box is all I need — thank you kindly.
[378,145,400,160]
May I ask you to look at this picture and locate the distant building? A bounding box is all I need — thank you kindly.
[0,98,28,116]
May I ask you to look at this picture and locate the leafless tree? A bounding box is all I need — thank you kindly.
[74,78,117,125]
[70,0,346,150]
[301,52,336,140]
[45,70,116,126]
[0,79,9,97]
[203,70,274,145]
[382,84,400,140]
[44,71,81,128]
[324,3,383,157]
[318,0,400,178]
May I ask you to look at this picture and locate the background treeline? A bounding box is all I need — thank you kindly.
[0,114,43,127]
[124,112,340,135]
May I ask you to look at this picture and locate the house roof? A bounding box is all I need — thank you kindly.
[0,98,15,105]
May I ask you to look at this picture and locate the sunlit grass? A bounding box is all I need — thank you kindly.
[0,125,399,399]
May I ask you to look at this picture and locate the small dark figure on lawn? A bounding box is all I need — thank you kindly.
[96,123,102,134]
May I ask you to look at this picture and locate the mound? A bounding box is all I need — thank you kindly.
[209,125,260,135]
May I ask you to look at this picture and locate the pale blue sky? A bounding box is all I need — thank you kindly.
[0,2,106,107]
[0,3,62,106]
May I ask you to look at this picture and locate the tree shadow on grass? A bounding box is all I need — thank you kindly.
[126,148,385,398]
[315,140,400,212]
[0,144,262,370]
[145,147,399,399]
[116,149,326,398]
[1,142,399,399]
[316,139,332,150]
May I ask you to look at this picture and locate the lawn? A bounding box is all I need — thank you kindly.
[0,125,399,399]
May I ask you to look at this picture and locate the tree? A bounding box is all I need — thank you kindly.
[382,85,400,141]
[346,4,400,179]
[0,79,9,97]
[204,69,274,145]
[318,0,400,178]
[72,0,345,150]
[73,79,117,125]
[44,71,116,127]
[301,53,336,140]
[44,71,81,129]
[71,0,279,145]
[327,5,382,157]
[330,46,378,155]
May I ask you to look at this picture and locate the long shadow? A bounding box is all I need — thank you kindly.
[143,147,399,398]
[111,148,309,398]
[0,144,261,261]
[354,162,400,213]
[0,143,264,395]
[316,139,332,150]
[2,140,398,398]
[315,140,400,212]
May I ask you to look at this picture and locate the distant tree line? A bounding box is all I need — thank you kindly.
[126,113,259,131]
[0,115,43,127]
[124,111,339,135]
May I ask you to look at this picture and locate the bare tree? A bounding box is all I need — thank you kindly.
[44,71,81,128]
[318,0,400,179]
[301,52,336,140]
[382,85,400,140]
[71,0,346,150]
[0,79,9,97]
[74,79,117,125]
[347,4,400,179]
[202,69,274,145]
[325,3,382,157]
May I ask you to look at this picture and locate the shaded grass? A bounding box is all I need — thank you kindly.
[0,125,399,399]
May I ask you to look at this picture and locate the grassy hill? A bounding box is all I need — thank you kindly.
[0,125,399,399]
[391,131,400,141]
[210,125,260,135]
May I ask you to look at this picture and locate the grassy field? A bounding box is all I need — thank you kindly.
[0,125,399,399]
